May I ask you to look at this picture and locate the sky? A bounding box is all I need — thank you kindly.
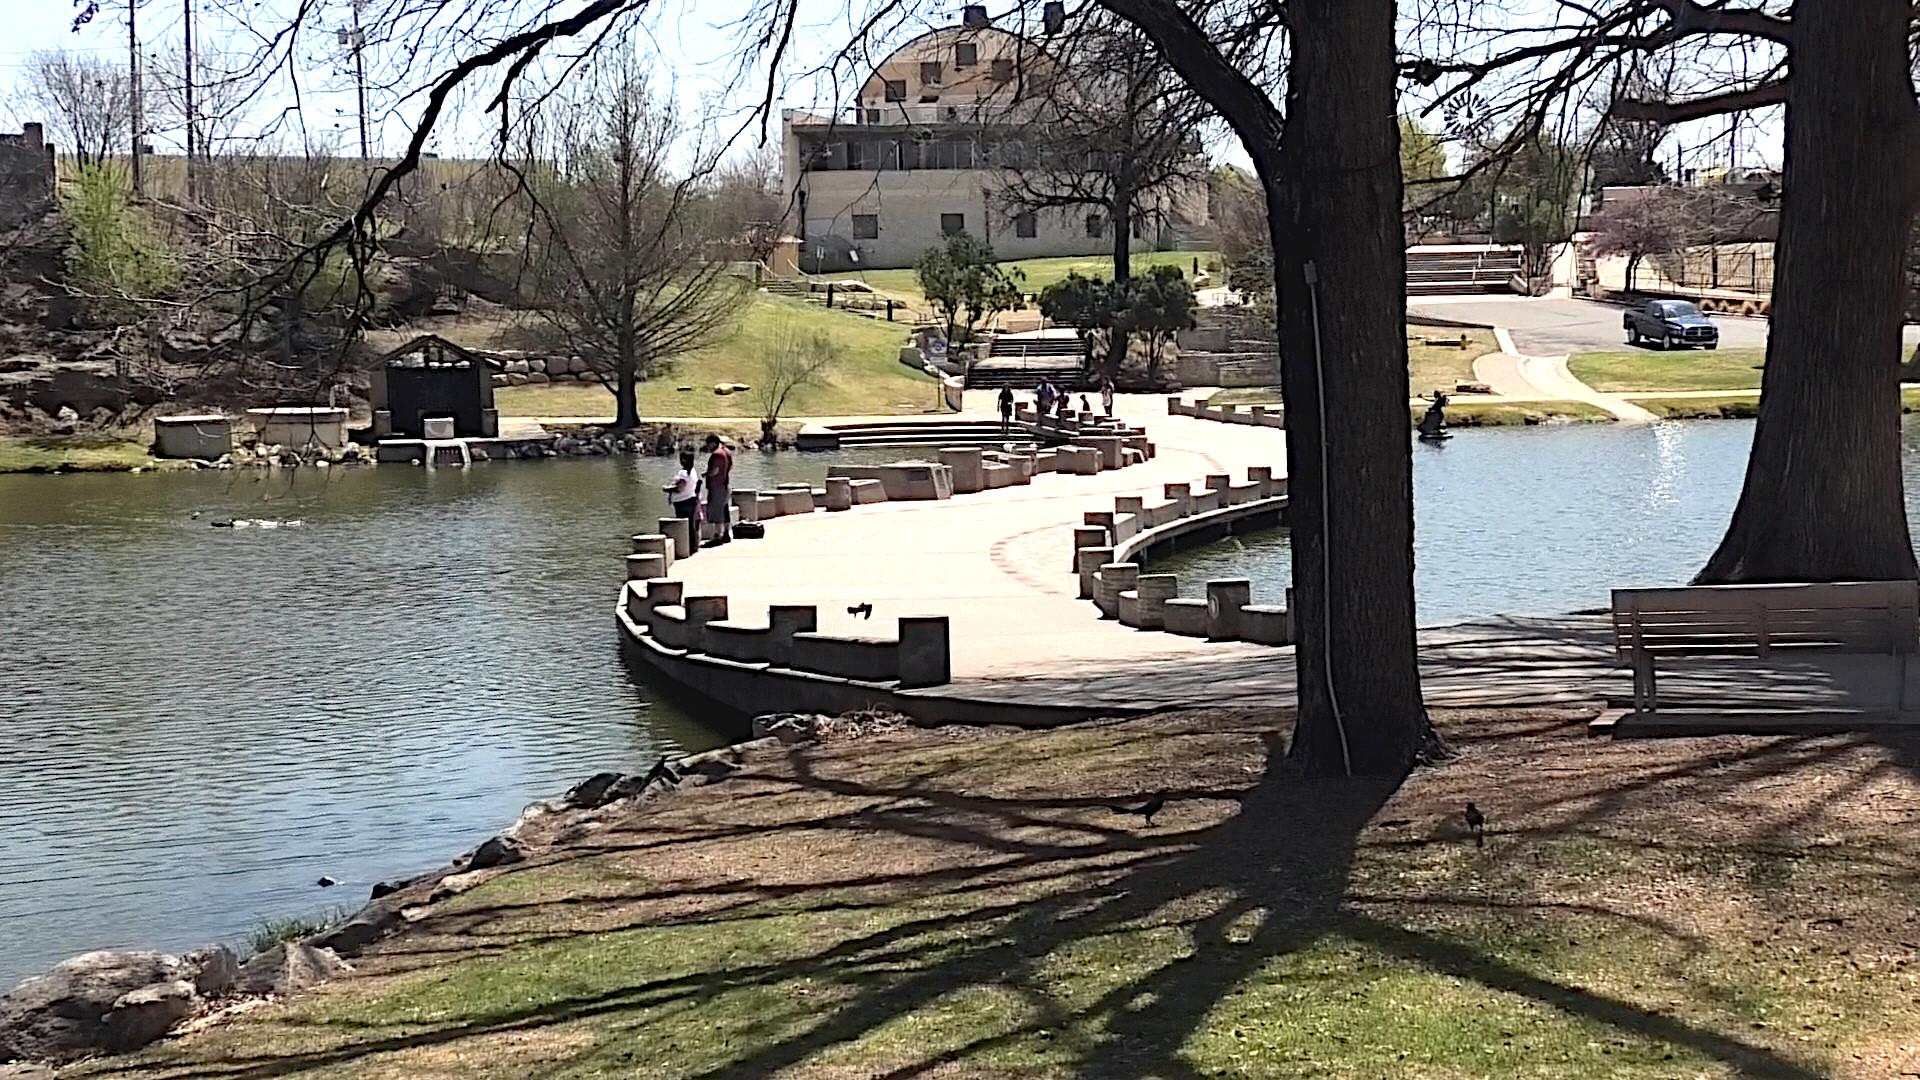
[0,0,1780,174]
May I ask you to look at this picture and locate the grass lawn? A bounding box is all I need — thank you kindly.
[1632,387,1920,419]
[853,249,1215,305]
[77,706,1920,1080]
[1430,400,1613,426]
[0,433,159,473]
[1568,347,1767,393]
[1206,327,1502,414]
[495,295,941,420]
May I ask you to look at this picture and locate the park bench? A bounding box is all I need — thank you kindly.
[1610,581,1919,717]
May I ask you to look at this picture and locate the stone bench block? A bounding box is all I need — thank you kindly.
[789,632,899,682]
[1135,573,1178,630]
[1239,604,1293,645]
[703,620,772,662]
[1207,579,1253,640]
[1123,448,1145,466]
[730,490,762,523]
[657,517,692,559]
[898,616,951,688]
[1095,562,1139,619]
[650,604,689,649]
[1075,546,1114,600]
[626,553,667,580]
[768,604,818,665]
[1072,526,1110,572]
[938,447,985,494]
[756,494,778,519]
[630,533,674,573]
[683,596,729,651]
[772,486,813,517]
[1192,489,1225,513]
[1117,590,1143,627]
[1162,598,1209,637]
[829,462,953,500]
[825,476,854,511]
[852,478,886,504]
[982,462,1015,488]
[1055,446,1102,475]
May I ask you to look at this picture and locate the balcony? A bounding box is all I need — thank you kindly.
[848,101,1036,127]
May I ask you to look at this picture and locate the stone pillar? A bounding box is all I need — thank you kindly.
[658,517,693,560]
[1247,467,1274,499]
[1207,579,1253,640]
[1072,525,1110,571]
[1115,495,1145,518]
[630,534,674,573]
[626,553,667,580]
[1167,396,1181,415]
[1096,562,1139,619]
[731,490,760,523]
[1205,474,1231,494]
[683,596,729,652]
[897,616,951,688]
[1076,545,1114,600]
[1136,574,1178,629]
[645,578,684,611]
[768,605,818,665]
[825,476,854,511]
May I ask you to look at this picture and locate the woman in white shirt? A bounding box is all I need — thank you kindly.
[665,449,701,520]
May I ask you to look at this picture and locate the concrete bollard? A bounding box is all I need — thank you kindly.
[1135,573,1179,629]
[645,578,684,611]
[897,616,951,688]
[1072,525,1110,571]
[1206,579,1253,640]
[767,605,818,665]
[1096,562,1140,619]
[631,534,674,573]
[1248,467,1274,499]
[825,476,854,511]
[657,517,693,559]
[1162,598,1210,637]
[626,553,667,580]
[774,484,814,516]
[1205,474,1231,494]
[683,596,729,652]
[1239,604,1293,645]
[1076,545,1114,600]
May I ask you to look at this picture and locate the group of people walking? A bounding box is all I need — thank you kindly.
[664,434,735,550]
[997,378,1117,435]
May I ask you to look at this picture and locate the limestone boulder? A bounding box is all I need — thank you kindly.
[101,981,196,1052]
[565,771,624,810]
[0,950,189,1062]
[182,945,238,997]
[466,835,525,870]
[233,944,351,998]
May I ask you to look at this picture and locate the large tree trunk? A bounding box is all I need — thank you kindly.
[1696,0,1916,583]
[614,295,640,431]
[1272,0,1428,776]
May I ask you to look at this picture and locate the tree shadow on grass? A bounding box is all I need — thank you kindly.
[101,716,1846,1080]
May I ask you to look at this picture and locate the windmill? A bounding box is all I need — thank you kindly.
[1442,91,1493,145]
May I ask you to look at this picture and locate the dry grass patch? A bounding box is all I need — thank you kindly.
[72,708,1920,1080]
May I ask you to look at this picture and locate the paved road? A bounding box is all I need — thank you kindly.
[1412,296,1920,357]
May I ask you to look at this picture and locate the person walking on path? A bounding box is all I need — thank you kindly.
[665,449,701,525]
[1101,379,1115,418]
[997,386,1015,437]
[1036,379,1055,417]
[702,434,734,547]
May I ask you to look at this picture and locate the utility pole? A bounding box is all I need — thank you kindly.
[128,0,143,196]
[182,0,196,201]
[351,0,369,159]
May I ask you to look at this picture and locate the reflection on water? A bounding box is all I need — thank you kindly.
[0,448,913,986]
[1158,419,1920,629]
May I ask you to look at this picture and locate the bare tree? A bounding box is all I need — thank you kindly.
[752,324,836,445]
[519,52,750,431]
[17,48,134,168]
[712,145,788,266]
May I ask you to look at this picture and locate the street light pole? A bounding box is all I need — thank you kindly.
[128,0,143,195]
[352,0,369,159]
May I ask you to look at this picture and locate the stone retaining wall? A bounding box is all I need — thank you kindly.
[1166,396,1286,428]
[1074,467,1295,647]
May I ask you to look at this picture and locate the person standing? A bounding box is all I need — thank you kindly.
[1036,379,1055,417]
[997,385,1015,437]
[665,449,701,524]
[1101,379,1115,418]
[702,434,734,547]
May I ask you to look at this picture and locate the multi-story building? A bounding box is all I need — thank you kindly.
[781,8,1207,272]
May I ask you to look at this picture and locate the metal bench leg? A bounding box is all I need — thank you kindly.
[1633,656,1655,716]
[1898,652,1909,714]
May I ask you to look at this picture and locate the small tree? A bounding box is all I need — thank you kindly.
[1122,266,1197,383]
[1039,266,1195,384]
[1490,138,1583,282]
[1038,271,1119,371]
[17,48,134,168]
[914,231,1024,345]
[752,326,836,445]
[61,164,177,325]
[1586,189,1693,292]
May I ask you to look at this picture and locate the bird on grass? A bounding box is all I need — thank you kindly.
[848,602,874,619]
[1463,801,1485,847]
[1112,791,1167,827]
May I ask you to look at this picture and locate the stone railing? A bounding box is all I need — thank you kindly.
[1167,396,1286,428]
[620,578,950,688]
[1072,467,1295,647]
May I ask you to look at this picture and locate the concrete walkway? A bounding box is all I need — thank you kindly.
[1471,351,1658,422]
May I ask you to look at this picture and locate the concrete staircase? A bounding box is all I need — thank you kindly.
[1406,248,1523,295]
[968,336,1086,389]
[822,420,1026,447]
[761,279,810,298]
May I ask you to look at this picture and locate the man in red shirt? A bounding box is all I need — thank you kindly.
[702,434,734,546]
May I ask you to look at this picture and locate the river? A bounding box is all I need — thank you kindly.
[0,448,914,986]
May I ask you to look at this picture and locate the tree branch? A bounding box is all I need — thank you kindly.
[1611,78,1788,124]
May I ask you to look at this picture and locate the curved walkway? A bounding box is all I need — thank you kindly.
[1472,350,1657,423]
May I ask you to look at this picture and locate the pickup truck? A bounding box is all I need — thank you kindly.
[1623,299,1719,350]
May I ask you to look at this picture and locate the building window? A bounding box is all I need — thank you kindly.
[1086,213,1105,238]
[1015,212,1037,238]
[884,79,907,102]
[864,108,880,124]
[921,61,943,85]
[917,136,974,170]
[955,42,978,67]
[853,214,879,239]
[991,58,1015,82]
[941,213,966,236]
